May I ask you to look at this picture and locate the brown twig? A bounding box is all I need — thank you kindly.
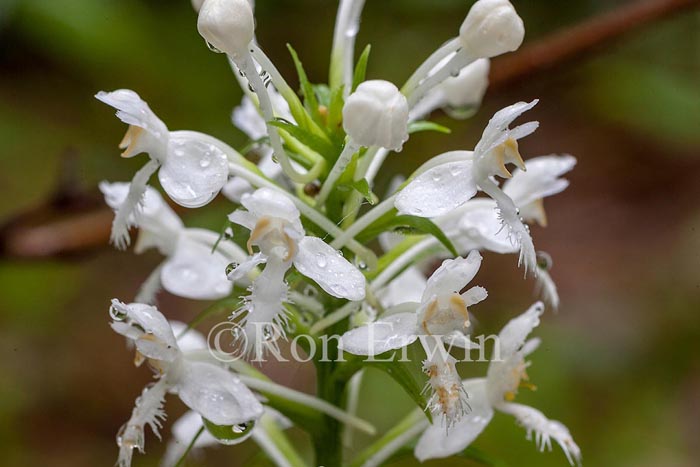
[1,0,698,259]
[489,0,700,89]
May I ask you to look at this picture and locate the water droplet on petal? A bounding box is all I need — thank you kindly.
[315,253,327,268]
[205,40,224,54]
[225,262,239,275]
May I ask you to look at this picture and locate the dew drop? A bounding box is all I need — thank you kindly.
[200,157,211,168]
[109,304,127,321]
[225,262,239,275]
[205,41,224,54]
[233,421,253,434]
[536,251,552,270]
[315,253,327,268]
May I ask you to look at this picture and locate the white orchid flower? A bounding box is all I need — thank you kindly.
[340,252,487,426]
[101,182,248,302]
[434,154,576,307]
[109,301,263,467]
[96,89,231,248]
[228,188,366,355]
[414,301,581,465]
[395,101,541,273]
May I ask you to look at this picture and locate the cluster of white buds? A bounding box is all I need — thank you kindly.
[97,0,581,466]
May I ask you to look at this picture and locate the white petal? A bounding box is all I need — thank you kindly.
[535,267,560,310]
[159,132,229,208]
[504,154,577,207]
[95,89,168,140]
[338,312,418,356]
[414,378,494,461]
[228,209,258,231]
[227,252,267,283]
[395,160,477,217]
[376,266,426,308]
[498,402,582,466]
[422,252,482,303]
[475,100,538,155]
[240,188,303,233]
[294,236,366,300]
[110,300,179,361]
[169,321,208,353]
[496,301,544,359]
[461,285,488,306]
[161,236,232,300]
[176,361,264,426]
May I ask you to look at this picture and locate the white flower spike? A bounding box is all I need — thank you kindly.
[396,100,541,273]
[101,182,248,302]
[96,89,230,248]
[340,253,486,426]
[228,188,366,356]
[414,302,581,466]
[109,301,263,467]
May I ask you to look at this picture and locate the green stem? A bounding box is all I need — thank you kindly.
[253,413,308,467]
[349,409,428,467]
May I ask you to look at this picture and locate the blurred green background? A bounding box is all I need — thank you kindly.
[1,0,699,466]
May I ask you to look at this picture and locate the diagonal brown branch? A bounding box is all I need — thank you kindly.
[489,0,700,89]
[1,0,698,259]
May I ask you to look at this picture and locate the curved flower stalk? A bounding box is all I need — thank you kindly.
[228,188,366,357]
[101,182,248,302]
[96,90,231,248]
[340,253,487,427]
[414,302,582,466]
[402,0,523,108]
[109,301,264,467]
[329,0,366,94]
[222,93,291,202]
[396,100,541,273]
[197,0,318,183]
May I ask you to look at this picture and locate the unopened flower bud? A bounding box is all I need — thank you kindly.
[440,58,490,108]
[197,0,255,57]
[342,80,409,151]
[459,0,524,58]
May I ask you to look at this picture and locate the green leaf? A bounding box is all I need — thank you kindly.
[356,208,458,256]
[287,44,322,125]
[352,44,371,92]
[345,179,379,205]
[313,83,331,108]
[363,342,432,423]
[326,84,345,137]
[408,120,451,134]
[269,119,337,159]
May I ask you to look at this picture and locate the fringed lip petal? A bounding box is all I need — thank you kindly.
[176,361,264,426]
[338,312,418,356]
[414,378,494,462]
[294,236,367,301]
[395,160,477,217]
